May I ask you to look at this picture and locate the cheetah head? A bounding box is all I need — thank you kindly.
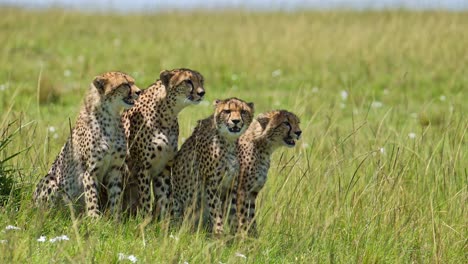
[257,110,301,148]
[159,68,205,105]
[92,71,142,111]
[214,97,254,139]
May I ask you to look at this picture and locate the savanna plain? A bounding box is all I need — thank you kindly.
[0,8,466,263]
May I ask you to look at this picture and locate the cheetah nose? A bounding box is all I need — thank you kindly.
[295,131,302,137]
[232,119,241,125]
[197,90,205,97]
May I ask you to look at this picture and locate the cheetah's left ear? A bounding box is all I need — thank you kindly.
[92,76,107,92]
[160,70,175,88]
[247,102,255,112]
[256,113,270,130]
[213,99,221,106]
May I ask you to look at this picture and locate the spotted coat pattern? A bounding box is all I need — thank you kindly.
[171,97,254,235]
[121,68,205,216]
[232,110,301,236]
[33,72,141,218]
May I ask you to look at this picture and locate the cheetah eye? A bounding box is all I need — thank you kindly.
[283,121,291,127]
[185,79,193,87]
[241,110,248,115]
[223,109,231,114]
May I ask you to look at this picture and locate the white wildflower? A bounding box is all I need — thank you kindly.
[77,55,85,63]
[302,143,310,149]
[339,103,346,109]
[311,87,319,93]
[231,74,238,81]
[37,236,47,242]
[127,255,137,263]
[48,126,56,133]
[439,95,446,101]
[49,235,69,243]
[235,252,247,259]
[340,90,348,100]
[383,89,389,95]
[271,69,282,77]
[371,101,383,109]
[379,147,385,154]
[183,262,189,264]
[169,234,179,241]
[0,240,7,244]
[408,133,416,139]
[53,133,59,139]
[118,253,137,262]
[410,113,418,119]
[5,225,21,230]
[0,84,7,91]
[64,69,71,77]
[274,101,281,106]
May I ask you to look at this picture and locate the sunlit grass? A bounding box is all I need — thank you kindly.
[0,8,466,263]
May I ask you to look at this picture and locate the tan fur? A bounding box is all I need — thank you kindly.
[33,72,141,218]
[121,68,205,216]
[233,110,301,236]
[171,97,254,235]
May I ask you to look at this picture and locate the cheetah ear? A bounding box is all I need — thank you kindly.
[92,76,107,92]
[247,102,255,112]
[160,70,174,87]
[213,99,222,106]
[256,113,270,130]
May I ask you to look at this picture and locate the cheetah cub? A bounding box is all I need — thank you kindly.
[33,72,141,218]
[171,97,254,235]
[121,68,205,216]
[235,110,301,236]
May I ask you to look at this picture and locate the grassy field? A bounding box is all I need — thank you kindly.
[0,8,466,263]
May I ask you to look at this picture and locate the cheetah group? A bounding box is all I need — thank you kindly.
[33,68,302,236]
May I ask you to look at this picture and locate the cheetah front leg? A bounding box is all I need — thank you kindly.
[136,169,152,216]
[153,167,171,219]
[227,187,238,233]
[82,170,101,218]
[106,165,124,219]
[237,190,258,237]
[206,177,224,235]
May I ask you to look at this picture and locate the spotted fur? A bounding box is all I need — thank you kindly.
[171,97,254,235]
[121,68,205,216]
[234,110,301,236]
[33,72,141,218]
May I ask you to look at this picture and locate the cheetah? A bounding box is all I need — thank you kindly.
[171,97,254,235]
[232,110,301,236]
[121,68,205,216]
[33,72,141,218]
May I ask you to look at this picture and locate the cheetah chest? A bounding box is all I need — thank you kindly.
[220,147,239,189]
[93,136,126,182]
[148,131,176,174]
[249,158,270,193]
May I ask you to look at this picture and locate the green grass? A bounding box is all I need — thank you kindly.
[0,8,466,263]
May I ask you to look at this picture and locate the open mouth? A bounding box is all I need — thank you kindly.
[123,97,135,106]
[283,137,296,146]
[187,96,203,103]
[228,127,242,133]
